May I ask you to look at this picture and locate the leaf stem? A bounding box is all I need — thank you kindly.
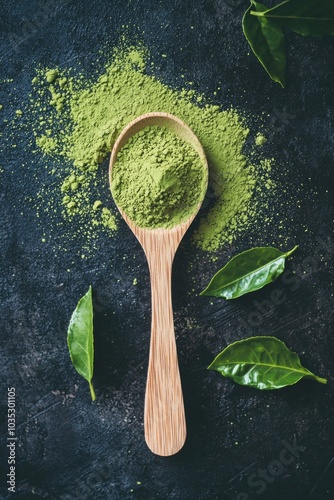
[250,11,334,21]
[89,380,96,401]
[285,245,299,258]
[314,376,327,385]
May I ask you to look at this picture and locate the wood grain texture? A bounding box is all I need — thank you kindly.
[142,227,187,456]
[110,113,208,456]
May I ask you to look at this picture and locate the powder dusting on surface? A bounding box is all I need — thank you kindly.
[255,133,267,146]
[11,41,275,254]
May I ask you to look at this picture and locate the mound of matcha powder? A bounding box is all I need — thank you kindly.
[111,125,207,229]
[15,41,274,253]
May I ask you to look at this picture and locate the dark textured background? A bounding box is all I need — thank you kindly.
[1,1,334,499]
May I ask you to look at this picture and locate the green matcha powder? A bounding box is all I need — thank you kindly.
[8,41,274,254]
[111,126,207,229]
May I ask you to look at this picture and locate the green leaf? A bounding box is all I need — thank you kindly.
[242,0,286,87]
[251,0,334,37]
[67,285,96,401]
[208,336,327,390]
[200,245,298,299]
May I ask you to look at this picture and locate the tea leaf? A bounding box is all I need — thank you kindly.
[251,0,334,37]
[243,0,286,87]
[200,245,298,299]
[208,336,327,390]
[67,286,96,400]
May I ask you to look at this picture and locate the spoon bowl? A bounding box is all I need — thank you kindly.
[109,112,208,456]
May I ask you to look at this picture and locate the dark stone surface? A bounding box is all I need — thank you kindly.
[0,1,334,499]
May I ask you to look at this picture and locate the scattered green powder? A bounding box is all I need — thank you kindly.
[100,207,117,230]
[255,133,267,146]
[111,125,207,229]
[45,69,58,84]
[93,200,103,210]
[22,41,275,253]
[36,134,57,151]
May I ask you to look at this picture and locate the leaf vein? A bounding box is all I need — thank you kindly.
[222,361,307,376]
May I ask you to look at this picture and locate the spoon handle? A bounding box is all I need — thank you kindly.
[144,246,186,456]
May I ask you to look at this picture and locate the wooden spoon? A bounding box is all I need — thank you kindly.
[109,112,208,456]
